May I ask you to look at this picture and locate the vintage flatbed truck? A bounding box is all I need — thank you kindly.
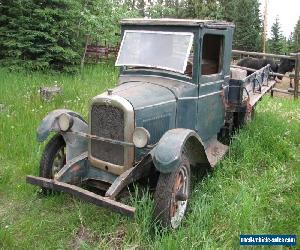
[27,19,275,229]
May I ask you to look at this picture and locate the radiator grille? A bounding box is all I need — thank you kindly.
[90,104,124,165]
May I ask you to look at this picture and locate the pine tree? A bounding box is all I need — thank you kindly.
[147,0,167,18]
[292,17,300,51]
[179,0,262,51]
[181,0,196,18]
[268,16,285,54]
[231,0,262,51]
[219,0,236,22]
[193,0,223,20]
[285,33,294,54]
[0,0,37,66]
[0,0,81,71]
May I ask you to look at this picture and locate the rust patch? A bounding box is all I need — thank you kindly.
[71,164,81,173]
[205,139,229,167]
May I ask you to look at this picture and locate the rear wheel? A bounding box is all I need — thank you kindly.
[234,104,255,128]
[244,102,255,123]
[39,134,66,194]
[154,154,191,229]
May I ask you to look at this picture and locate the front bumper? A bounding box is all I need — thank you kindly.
[26,175,135,217]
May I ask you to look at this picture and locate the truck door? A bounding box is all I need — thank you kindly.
[196,32,227,142]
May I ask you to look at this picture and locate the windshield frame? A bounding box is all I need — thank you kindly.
[115,30,194,74]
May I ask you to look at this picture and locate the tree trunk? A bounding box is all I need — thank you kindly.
[81,35,90,71]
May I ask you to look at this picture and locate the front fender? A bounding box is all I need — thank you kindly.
[37,109,88,161]
[37,109,87,142]
[151,128,210,173]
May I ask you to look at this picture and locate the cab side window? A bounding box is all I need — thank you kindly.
[201,34,224,75]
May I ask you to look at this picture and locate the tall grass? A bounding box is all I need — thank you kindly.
[0,65,299,249]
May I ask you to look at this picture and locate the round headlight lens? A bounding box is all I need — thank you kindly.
[58,113,73,131]
[132,127,150,148]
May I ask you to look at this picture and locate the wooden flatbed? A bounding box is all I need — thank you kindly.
[249,80,276,107]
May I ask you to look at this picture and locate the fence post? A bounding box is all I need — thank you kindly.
[294,53,300,99]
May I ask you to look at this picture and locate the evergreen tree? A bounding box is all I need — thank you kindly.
[181,0,196,18]
[0,1,37,66]
[193,0,223,20]
[292,17,300,51]
[231,0,262,51]
[0,0,81,71]
[285,33,294,54]
[268,16,285,54]
[163,0,180,17]
[219,0,236,22]
[179,0,262,51]
[0,0,137,71]
[147,0,170,18]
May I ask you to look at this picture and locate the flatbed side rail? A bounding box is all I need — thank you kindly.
[232,50,300,99]
[242,65,275,107]
[229,64,275,108]
[244,64,270,94]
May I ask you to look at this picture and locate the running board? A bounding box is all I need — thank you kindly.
[205,138,229,167]
[26,175,135,217]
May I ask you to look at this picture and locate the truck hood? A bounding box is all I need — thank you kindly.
[112,80,176,110]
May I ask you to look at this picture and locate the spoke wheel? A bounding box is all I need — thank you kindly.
[154,153,191,229]
[39,134,66,194]
[51,147,66,177]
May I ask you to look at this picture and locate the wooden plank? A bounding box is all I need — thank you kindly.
[271,88,294,95]
[231,65,294,79]
[26,175,135,217]
[231,64,256,72]
[232,50,295,60]
[105,155,151,199]
[249,80,276,106]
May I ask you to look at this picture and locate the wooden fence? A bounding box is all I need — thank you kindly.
[232,50,300,99]
[85,44,119,63]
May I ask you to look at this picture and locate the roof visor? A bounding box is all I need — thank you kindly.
[116,30,194,74]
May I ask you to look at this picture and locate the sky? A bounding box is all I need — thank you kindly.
[259,0,299,38]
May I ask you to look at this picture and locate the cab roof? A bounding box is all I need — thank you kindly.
[121,18,235,29]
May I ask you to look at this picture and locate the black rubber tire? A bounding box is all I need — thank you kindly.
[234,106,255,128]
[154,154,191,229]
[39,134,66,194]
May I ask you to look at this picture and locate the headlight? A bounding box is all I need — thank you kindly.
[58,113,73,131]
[132,127,150,148]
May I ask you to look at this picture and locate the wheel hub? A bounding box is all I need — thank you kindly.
[170,166,189,228]
[51,147,66,177]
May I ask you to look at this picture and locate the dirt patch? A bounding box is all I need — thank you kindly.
[272,72,296,98]
[68,225,127,250]
[104,227,126,250]
[68,226,99,250]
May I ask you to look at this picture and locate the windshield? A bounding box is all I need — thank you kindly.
[116,30,194,74]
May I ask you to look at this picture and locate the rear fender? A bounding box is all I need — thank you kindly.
[151,129,210,173]
[37,109,88,161]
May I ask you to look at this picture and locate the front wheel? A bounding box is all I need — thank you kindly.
[154,154,191,229]
[39,134,66,194]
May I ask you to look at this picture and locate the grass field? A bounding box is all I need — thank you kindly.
[0,63,299,249]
